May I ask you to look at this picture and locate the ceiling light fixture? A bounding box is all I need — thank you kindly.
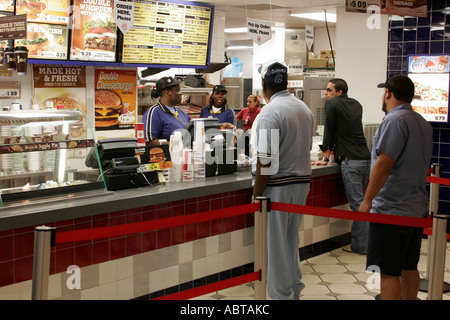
[290,12,337,23]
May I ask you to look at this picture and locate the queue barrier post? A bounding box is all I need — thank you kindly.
[419,164,450,297]
[31,225,55,300]
[427,212,449,300]
[253,196,269,300]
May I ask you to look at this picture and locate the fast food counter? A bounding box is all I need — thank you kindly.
[0,164,341,231]
[0,164,348,299]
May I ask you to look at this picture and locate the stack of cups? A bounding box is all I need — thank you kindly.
[135,123,145,147]
[10,127,24,174]
[182,149,194,181]
[1,126,12,173]
[26,125,42,172]
[169,131,183,182]
[193,120,205,180]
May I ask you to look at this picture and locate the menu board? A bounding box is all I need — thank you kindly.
[346,0,427,18]
[408,55,450,123]
[16,0,70,25]
[70,0,117,62]
[15,22,68,59]
[121,0,213,67]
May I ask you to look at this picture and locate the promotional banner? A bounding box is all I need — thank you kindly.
[94,69,137,131]
[346,0,427,18]
[33,64,87,137]
[247,18,271,45]
[114,0,134,35]
[408,55,450,123]
[70,0,117,61]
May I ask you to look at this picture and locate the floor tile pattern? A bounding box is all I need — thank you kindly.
[192,239,450,300]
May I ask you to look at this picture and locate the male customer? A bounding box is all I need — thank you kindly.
[313,78,371,254]
[253,60,313,300]
[359,75,432,300]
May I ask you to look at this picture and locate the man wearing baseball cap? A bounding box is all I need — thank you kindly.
[143,76,191,145]
[359,74,432,300]
[199,84,235,126]
[252,59,314,299]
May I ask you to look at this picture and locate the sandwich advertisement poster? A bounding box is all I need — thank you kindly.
[15,22,68,59]
[70,0,117,61]
[136,145,172,172]
[16,0,70,25]
[32,64,88,138]
[94,68,137,131]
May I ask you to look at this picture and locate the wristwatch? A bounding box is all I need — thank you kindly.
[323,157,329,162]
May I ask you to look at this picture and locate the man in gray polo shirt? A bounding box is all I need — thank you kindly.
[359,75,432,300]
[253,59,313,300]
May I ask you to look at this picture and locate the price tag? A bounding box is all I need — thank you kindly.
[0,88,20,98]
[146,163,160,171]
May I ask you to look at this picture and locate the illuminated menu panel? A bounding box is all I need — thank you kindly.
[122,0,213,67]
[408,55,450,123]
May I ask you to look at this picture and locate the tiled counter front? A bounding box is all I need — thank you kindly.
[0,167,349,299]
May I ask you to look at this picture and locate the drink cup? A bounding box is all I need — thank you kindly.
[14,46,28,75]
[4,47,15,71]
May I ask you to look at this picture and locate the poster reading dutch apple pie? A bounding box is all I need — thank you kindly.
[408,55,450,123]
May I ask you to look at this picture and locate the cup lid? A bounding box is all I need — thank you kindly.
[4,47,14,52]
[14,46,28,51]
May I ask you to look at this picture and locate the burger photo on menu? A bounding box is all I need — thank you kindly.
[149,147,166,163]
[95,89,123,128]
[83,18,116,52]
[16,0,47,19]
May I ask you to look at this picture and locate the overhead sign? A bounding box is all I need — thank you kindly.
[306,25,314,51]
[247,18,271,45]
[346,0,427,18]
[114,0,134,35]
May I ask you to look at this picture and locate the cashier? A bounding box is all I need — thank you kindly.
[199,85,235,128]
[143,76,191,146]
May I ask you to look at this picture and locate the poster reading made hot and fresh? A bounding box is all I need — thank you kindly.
[408,55,450,123]
[94,69,137,131]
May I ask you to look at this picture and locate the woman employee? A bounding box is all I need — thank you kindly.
[143,76,191,146]
[236,95,261,132]
[199,85,235,127]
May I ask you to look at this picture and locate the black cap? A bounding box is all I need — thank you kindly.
[377,74,415,102]
[212,84,227,93]
[155,76,180,93]
[258,59,288,85]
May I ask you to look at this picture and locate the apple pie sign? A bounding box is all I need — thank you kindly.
[114,0,135,35]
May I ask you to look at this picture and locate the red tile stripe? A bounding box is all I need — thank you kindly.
[55,203,259,244]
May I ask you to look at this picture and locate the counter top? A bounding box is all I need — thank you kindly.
[0,164,339,231]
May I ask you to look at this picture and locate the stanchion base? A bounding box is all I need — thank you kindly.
[419,279,429,292]
[419,279,450,293]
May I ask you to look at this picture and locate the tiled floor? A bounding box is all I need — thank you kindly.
[191,238,450,300]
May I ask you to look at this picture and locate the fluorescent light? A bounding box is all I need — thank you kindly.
[290,12,336,23]
[225,28,248,33]
[227,46,253,50]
